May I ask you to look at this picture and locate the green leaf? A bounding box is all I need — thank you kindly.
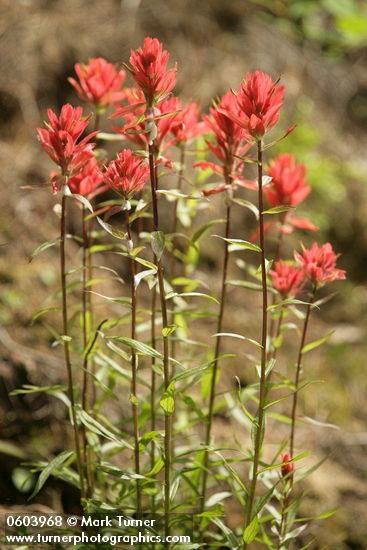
[107,336,162,359]
[213,235,262,253]
[191,219,225,243]
[243,516,259,544]
[206,491,232,508]
[78,410,133,447]
[257,451,309,474]
[146,457,164,477]
[231,198,259,219]
[166,291,219,304]
[29,451,74,499]
[71,193,94,213]
[227,280,263,291]
[162,325,176,337]
[151,230,165,260]
[214,332,262,349]
[97,217,126,240]
[301,332,334,354]
[172,360,216,384]
[262,205,295,215]
[160,384,175,416]
[29,239,59,262]
[31,306,60,324]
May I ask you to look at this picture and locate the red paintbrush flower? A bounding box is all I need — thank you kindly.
[116,92,179,151]
[195,91,251,195]
[103,149,149,199]
[219,71,284,141]
[265,153,310,207]
[169,101,207,145]
[295,242,346,286]
[281,453,294,477]
[269,261,305,297]
[68,157,105,197]
[68,58,126,109]
[37,104,96,180]
[127,37,177,107]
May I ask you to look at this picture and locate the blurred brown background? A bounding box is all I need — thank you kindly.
[0,0,366,548]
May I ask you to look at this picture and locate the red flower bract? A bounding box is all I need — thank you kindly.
[68,157,104,197]
[265,153,310,207]
[115,92,180,151]
[128,37,177,107]
[37,104,96,178]
[68,57,126,109]
[281,454,294,477]
[220,71,284,141]
[270,261,305,297]
[196,91,251,195]
[169,101,207,145]
[103,149,149,199]
[295,242,346,286]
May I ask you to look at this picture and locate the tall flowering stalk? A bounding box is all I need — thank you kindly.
[37,104,97,501]
[264,153,318,358]
[222,71,285,529]
[113,84,180,514]
[68,157,104,495]
[290,242,345,456]
[103,149,149,515]
[195,91,249,512]
[125,37,177,538]
[276,242,345,547]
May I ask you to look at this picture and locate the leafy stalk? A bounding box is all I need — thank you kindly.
[150,284,157,513]
[277,284,316,548]
[289,284,317,458]
[81,205,93,497]
[170,144,185,361]
[244,139,268,531]
[125,207,142,516]
[200,199,231,513]
[60,193,85,501]
[148,141,172,541]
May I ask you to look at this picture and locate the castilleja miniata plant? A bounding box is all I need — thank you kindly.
[29,37,346,548]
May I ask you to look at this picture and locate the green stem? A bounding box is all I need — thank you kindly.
[148,141,171,542]
[81,206,93,498]
[150,284,157,514]
[289,284,316,458]
[170,145,185,362]
[60,194,85,501]
[125,208,142,516]
[244,140,268,530]
[277,285,316,547]
[200,200,231,514]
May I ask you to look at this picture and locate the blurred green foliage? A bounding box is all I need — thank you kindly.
[253,0,367,57]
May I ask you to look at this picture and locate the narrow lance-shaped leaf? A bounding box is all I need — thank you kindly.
[29,450,74,499]
[29,239,59,262]
[213,235,262,253]
[107,336,162,359]
[151,230,165,260]
[301,331,334,354]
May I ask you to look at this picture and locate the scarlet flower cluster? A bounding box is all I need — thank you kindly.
[295,242,346,286]
[103,149,149,199]
[37,104,96,191]
[69,58,126,109]
[196,92,250,196]
[127,37,177,107]
[269,261,304,298]
[220,71,284,141]
[68,157,105,197]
